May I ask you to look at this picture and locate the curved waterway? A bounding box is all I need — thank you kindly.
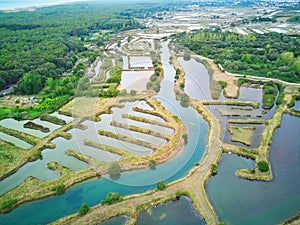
[0,41,208,225]
[206,114,300,225]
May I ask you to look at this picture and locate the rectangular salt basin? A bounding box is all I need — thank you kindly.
[120,71,153,91]
[0,131,32,149]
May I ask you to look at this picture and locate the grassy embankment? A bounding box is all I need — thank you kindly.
[94,97,185,173]
[40,114,66,125]
[285,95,300,117]
[23,122,50,133]
[215,107,261,117]
[51,99,222,225]
[92,57,113,83]
[0,115,94,211]
[223,93,293,181]
[0,95,71,121]
[228,125,256,146]
[200,99,259,109]
[0,96,185,212]
[171,53,186,102]
[110,121,171,141]
[0,161,97,213]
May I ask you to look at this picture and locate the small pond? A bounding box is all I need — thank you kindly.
[206,114,300,225]
[136,195,205,225]
[178,57,211,100]
[120,71,152,92]
[293,101,300,111]
[98,215,127,225]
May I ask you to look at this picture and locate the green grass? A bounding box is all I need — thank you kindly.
[228,125,256,146]
[263,82,278,109]
[0,148,15,163]
[0,95,70,120]
[40,114,66,125]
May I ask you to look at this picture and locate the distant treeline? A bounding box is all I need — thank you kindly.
[0,3,145,93]
[174,30,300,82]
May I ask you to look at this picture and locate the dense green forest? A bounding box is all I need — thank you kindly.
[0,3,145,93]
[174,31,300,82]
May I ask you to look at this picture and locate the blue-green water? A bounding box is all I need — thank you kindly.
[293,101,300,111]
[0,41,208,225]
[98,215,127,225]
[206,114,300,225]
[136,196,206,225]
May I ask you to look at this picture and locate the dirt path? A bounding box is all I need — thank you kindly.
[51,101,222,225]
[197,55,239,98]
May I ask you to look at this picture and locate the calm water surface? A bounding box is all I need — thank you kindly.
[0,41,208,225]
[98,215,127,225]
[136,196,205,225]
[206,114,300,225]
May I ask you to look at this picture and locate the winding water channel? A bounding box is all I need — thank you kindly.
[1,41,299,225]
[0,41,208,225]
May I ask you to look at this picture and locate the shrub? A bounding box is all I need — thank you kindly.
[150,74,158,82]
[101,192,123,205]
[130,89,136,96]
[51,183,65,194]
[276,92,284,105]
[149,159,156,169]
[78,203,89,216]
[156,180,166,190]
[211,164,218,175]
[119,89,127,96]
[183,50,191,61]
[180,93,189,106]
[182,134,188,144]
[0,199,17,209]
[179,82,185,89]
[218,81,227,89]
[258,160,269,172]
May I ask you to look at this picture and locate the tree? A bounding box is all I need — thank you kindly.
[211,164,218,175]
[293,57,300,74]
[180,93,189,107]
[78,203,89,216]
[101,192,123,205]
[156,180,166,190]
[179,82,185,89]
[0,78,5,90]
[183,50,191,61]
[280,52,294,65]
[130,89,136,96]
[149,159,156,169]
[51,183,65,195]
[108,162,121,179]
[182,134,188,144]
[258,160,269,172]
[19,73,42,94]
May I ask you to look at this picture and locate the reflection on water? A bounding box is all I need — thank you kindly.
[98,215,127,225]
[178,57,211,100]
[293,101,300,111]
[120,71,152,91]
[0,41,208,225]
[207,114,300,225]
[0,131,32,149]
[136,196,205,225]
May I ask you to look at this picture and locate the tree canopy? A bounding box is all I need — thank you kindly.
[174,30,300,82]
